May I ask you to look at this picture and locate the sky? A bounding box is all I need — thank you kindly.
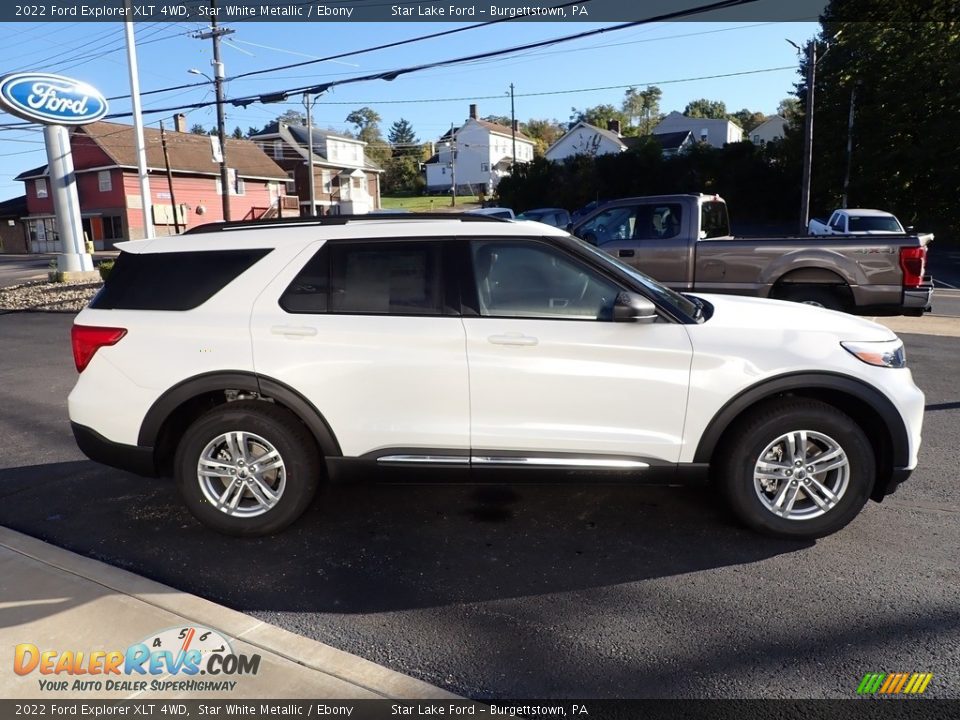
[0,15,820,199]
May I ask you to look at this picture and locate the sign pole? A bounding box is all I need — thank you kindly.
[43,125,93,273]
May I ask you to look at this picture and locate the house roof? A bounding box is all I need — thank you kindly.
[544,121,626,157]
[14,165,47,181]
[651,130,693,151]
[474,119,534,143]
[0,194,27,217]
[72,121,288,180]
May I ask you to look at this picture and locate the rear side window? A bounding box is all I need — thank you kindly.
[90,249,270,311]
[280,240,449,316]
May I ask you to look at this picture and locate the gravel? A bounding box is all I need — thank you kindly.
[0,278,102,312]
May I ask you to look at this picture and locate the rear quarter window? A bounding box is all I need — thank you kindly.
[90,249,271,311]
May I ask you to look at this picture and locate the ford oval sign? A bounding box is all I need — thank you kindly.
[0,72,108,126]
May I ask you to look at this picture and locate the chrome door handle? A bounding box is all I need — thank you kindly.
[270,325,318,337]
[488,333,538,346]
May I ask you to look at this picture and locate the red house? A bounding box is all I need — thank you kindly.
[16,118,292,252]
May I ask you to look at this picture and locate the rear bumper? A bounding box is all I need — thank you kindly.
[902,277,934,314]
[71,422,158,477]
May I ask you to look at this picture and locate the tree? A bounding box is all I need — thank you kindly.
[189,123,208,135]
[346,107,390,165]
[568,104,629,131]
[388,118,419,157]
[481,114,513,127]
[382,156,424,195]
[683,99,728,119]
[232,126,244,139]
[729,109,768,134]
[622,86,662,135]
[798,0,959,239]
[523,118,566,157]
[777,97,800,123]
[249,110,306,136]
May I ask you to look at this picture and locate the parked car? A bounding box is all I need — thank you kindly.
[570,194,933,315]
[69,214,923,540]
[466,207,515,219]
[809,209,907,235]
[517,208,572,228]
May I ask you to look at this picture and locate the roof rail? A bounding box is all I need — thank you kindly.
[183,212,510,234]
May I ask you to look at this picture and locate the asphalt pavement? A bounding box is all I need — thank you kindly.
[0,312,958,699]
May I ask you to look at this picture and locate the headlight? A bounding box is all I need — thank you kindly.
[841,339,906,368]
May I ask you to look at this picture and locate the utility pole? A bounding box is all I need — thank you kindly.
[195,0,234,221]
[159,121,181,233]
[841,81,858,209]
[799,40,816,233]
[123,0,154,239]
[509,82,517,168]
[449,123,457,207]
[304,92,317,217]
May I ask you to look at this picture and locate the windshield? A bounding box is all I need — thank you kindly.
[563,234,701,320]
[848,216,903,232]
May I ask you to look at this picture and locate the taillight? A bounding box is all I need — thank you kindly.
[899,246,926,289]
[71,325,127,373]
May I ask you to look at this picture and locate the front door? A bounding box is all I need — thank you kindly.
[462,237,693,465]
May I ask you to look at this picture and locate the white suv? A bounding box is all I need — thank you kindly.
[68,215,924,539]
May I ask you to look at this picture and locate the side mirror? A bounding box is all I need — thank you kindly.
[613,292,657,324]
[905,225,915,234]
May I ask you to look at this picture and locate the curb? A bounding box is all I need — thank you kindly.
[0,526,456,700]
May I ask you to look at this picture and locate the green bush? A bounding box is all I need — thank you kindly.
[98,259,115,281]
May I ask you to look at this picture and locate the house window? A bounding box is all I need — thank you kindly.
[285,171,296,194]
[322,170,332,193]
[102,216,123,241]
[35,178,47,198]
[481,163,489,172]
[351,176,363,190]
[273,140,284,160]
[98,171,112,192]
[752,134,760,143]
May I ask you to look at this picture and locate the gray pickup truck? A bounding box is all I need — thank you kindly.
[569,194,933,315]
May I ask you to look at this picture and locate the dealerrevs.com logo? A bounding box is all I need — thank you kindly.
[14,626,261,693]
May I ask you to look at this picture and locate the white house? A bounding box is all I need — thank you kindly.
[653,111,743,148]
[544,121,628,162]
[749,115,788,145]
[424,105,535,195]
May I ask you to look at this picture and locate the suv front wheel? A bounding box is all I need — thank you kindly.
[720,399,875,539]
[174,401,321,536]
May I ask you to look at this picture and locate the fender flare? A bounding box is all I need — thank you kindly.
[693,372,909,467]
[137,370,342,457]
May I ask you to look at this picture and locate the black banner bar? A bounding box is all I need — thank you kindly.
[1,0,954,24]
[2,700,958,720]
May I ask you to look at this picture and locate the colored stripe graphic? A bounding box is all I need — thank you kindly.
[857,672,932,695]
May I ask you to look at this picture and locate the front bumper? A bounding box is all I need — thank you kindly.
[71,422,158,477]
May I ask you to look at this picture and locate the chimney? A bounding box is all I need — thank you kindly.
[173,113,187,133]
[469,104,478,120]
[607,119,622,136]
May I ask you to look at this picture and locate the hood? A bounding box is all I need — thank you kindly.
[693,293,897,342]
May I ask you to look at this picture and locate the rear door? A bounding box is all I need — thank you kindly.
[250,238,470,459]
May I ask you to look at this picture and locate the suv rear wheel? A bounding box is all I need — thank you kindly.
[174,401,321,536]
[719,399,875,539]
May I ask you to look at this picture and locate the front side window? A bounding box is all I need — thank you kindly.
[576,207,638,245]
[281,241,446,316]
[471,240,619,320]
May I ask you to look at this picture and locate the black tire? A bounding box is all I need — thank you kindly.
[719,399,875,539]
[778,284,849,312]
[174,401,321,536]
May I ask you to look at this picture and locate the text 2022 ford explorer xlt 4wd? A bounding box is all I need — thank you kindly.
[68,215,924,539]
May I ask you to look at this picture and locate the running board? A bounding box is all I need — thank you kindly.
[376,454,649,470]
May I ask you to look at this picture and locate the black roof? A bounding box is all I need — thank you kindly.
[0,195,27,217]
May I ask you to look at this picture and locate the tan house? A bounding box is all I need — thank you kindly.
[251,123,383,215]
